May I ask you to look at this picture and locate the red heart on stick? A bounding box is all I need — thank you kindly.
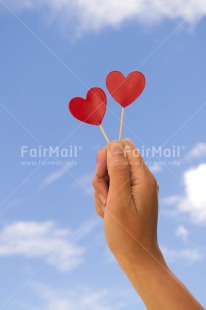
[106,71,146,108]
[69,87,107,126]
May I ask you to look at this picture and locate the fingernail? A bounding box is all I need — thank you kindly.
[111,142,124,155]
[99,194,107,206]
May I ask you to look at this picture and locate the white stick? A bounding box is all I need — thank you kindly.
[99,124,110,144]
[119,107,125,140]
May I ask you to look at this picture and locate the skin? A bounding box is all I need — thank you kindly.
[92,139,204,310]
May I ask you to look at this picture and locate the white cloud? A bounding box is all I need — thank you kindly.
[40,164,72,188]
[14,281,140,310]
[35,284,120,310]
[178,164,206,224]
[40,169,66,188]
[162,164,206,224]
[186,142,206,160]
[161,245,204,264]
[41,167,93,196]
[176,225,189,241]
[3,0,206,34]
[0,221,85,271]
[161,195,181,205]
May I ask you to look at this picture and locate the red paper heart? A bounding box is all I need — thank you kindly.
[106,71,146,108]
[69,87,107,126]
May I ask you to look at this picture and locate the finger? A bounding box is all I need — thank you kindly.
[122,139,157,186]
[107,141,131,201]
[93,146,109,203]
[92,174,108,204]
[96,145,107,178]
[94,191,105,219]
[122,139,159,217]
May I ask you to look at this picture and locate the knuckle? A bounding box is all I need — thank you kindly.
[92,176,97,189]
[92,176,104,192]
[95,206,103,218]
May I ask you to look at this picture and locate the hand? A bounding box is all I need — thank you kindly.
[92,139,162,267]
[92,139,204,310]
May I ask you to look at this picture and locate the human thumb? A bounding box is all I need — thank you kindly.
[107,141,131,201]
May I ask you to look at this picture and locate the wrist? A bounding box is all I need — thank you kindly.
[115,245,168,277]
[116,247,204,310]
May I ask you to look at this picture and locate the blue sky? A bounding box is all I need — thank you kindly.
[0,0,206,309]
